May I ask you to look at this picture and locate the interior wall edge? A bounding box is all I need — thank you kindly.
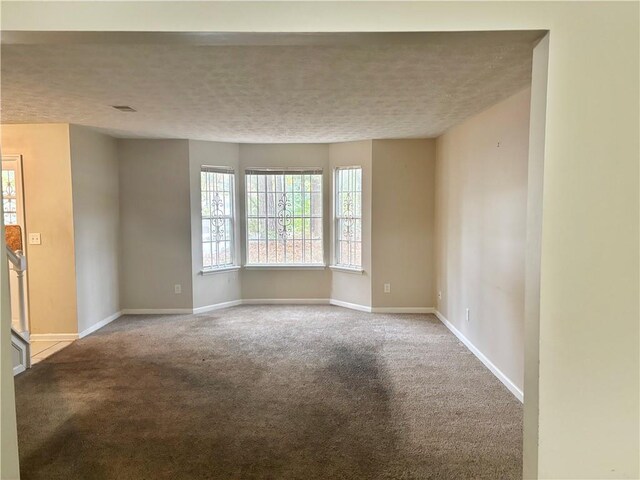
[523,31,550,480]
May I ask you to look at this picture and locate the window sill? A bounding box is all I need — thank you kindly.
[200,266,241,275]
[329,265,364,274]
[244,264,326,271]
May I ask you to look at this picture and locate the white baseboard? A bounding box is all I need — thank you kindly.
[329,299,372,312]
[193,300,243,314]
[196,298,396,313]
[329,300,435,314]
[30,333,79,342]
[79,311,122,339]
[434,310,524,403]
[121,308,193,315]
[13,364,26,376]
[125,300,332,315]
[116,302,432,318]
[242,298,330,305]
[371,306,435,314]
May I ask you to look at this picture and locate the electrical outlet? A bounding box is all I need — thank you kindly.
[174,284,182,294]
[465,308,470,322]
[28,233,41,245]
[384,283,391,294]
[438,291,442,300]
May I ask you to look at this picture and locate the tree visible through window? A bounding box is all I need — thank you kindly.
[335,167,362,269]
[246,169,323,265]
[201,167,235,270]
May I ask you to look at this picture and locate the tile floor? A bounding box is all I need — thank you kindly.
[30,340,74,364]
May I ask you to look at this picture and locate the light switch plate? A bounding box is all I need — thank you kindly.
[28,233,41,245]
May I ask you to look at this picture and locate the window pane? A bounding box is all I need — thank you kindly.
[224,219,232,242]
[4,213,15,226]
[223,241,231,265]
[247,218,258,240]
[248,192,257,216]
[339,241,350,266]
[292,239,303,263]
[2,170,18,226]
[201,169,235,269]
[248,240,259,264]
[204,242,213,268]
[267,239,278,263]
[245,171,324,265]
[2,170,16,198]
[312,240,324,264]
[311,175,322,192]
[311,193,322,217]
[311,217,323,240]
[202,219,211,242]
[334,167,362,268]
[3,199,16,213]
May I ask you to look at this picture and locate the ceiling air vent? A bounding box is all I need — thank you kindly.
[112,105,137,112]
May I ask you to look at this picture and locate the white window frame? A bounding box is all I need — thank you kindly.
[333,166,363,271]
[200,166,236,272]
[244,168,324,267]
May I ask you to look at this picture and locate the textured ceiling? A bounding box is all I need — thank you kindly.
[1,32,538,143]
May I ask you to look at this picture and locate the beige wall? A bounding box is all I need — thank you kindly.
[118,139,193,311]
[188,140,241,309]
[329,140,372,307]
[239,144,331,300]
[435,88,531,393]
[1,124,78,335]
[535,9,638,477]
[69,125,120,334]
[119,138,437,309]
[372,139,436,309]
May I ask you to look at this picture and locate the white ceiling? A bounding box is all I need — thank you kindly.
[1,32,540,143]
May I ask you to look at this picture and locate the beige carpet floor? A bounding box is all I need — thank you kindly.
[15,305,522,479]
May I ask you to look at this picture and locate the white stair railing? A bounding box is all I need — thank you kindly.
[6,245,30,374]
[11,328,30,375]
[6,245,28,335]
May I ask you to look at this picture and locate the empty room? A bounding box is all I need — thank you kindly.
[1,2,638,480]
